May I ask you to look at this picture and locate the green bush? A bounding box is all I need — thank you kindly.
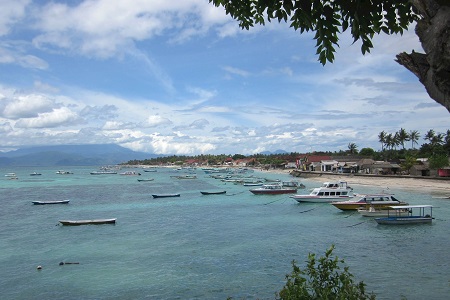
[276,245,376,300]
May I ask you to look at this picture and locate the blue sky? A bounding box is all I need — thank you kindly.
[0,0,448,155]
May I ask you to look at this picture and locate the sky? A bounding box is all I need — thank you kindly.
[0,0,448,156]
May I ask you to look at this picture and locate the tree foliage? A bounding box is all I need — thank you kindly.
[210,0,417,65]
[276,245,376,300]
[209,0,450,112]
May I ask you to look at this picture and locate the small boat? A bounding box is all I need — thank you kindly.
[250,183,297,195]
[5,172,18,180]
[56,170,73,174]
[137,178,154,182]
[32,200,70,205]
[90,170,117,175]
[171,175,197,179]
[357,205,410,217]
[119,171,141,176]
[143,168,157,172]
[375,205,433,225]
[152,194,181,198]
[243,182,263,186]
[30,172,42,176]
[59,218,116,226]
[200,191,227,195]
[331,193,408,211]
[290,181,353,203]
[282,180,306,188]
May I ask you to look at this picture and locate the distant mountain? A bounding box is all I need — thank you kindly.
[0,144,159,166]
[260,149,288,155]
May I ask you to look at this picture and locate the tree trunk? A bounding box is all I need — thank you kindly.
[395,0,450,113]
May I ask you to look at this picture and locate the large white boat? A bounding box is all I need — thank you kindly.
[331,193,407,211]
[290,181,353,203]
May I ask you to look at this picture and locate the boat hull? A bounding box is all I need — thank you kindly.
[250,189,297,195]
[152,194,181,198]
[200,191,226,195]
[32,200,70,205]
[375,216,432,225]
[291,195,352,203]
[59,218,116,226]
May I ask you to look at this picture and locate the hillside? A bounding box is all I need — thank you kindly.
[0,144,158,166]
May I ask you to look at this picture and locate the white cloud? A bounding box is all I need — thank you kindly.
[14,107,79,128]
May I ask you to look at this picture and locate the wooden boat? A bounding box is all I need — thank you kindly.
[357,205,410,217]
[56,170,73,174]
[30,172,42,176]
[137,178,154,182]
[120,171,141,176]
[143,168,157,172]
[59,218,116,226]
[90,170,117,175]
[290,181,353,203]
[152,194,181,198]
[171,175,197,179]
[375,205,433,225]
[200,190,226,195]
[331,193,408,211]
[32,200,70,205]
[250,183,297,195]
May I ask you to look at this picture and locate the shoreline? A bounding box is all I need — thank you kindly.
[258,168,450,194]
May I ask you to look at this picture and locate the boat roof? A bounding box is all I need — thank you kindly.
[388,205,433,209]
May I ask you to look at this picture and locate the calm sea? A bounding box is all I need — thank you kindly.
[1,166,449,300]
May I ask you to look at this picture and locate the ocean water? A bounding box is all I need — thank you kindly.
[1,166,449,300]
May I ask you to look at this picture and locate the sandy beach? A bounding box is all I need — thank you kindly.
[259,169,450,195]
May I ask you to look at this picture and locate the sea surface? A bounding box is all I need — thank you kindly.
[1,166,449,300]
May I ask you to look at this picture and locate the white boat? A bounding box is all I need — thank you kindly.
[119,171,141,176]
[290,181,353,203]
[5,172,18,179]
[331,193,407,211]
[30,172,42,176]
[56,170,73,174]
[357,205,410,217]
[59,218,116,226]
[32,200,70,205]
[250,183,297,195]
[375,205,433,225]
[90,170,117,175]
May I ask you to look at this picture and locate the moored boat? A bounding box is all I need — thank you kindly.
[137,178,154,182]
[152,194,181,198]
[375,205,433,225]
[250,183,297,195]
[59,218,116,226]
[32,200,70,205]
[120,171,141,176]
[56,170,73,174]
[200,190,227,195]
[30,172,42,176]
[90,170,117,175]
[290,181,353,203]
[331,193,408,211]
[357,205,410,217]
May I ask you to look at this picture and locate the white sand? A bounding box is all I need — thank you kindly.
[258,169,450,194]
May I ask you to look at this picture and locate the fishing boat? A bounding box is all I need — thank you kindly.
[143,168,157,172]
[59,218,116,226]
[357,205,410,217]
[171,175,197,179]
[137,178,154,182]
[119,171,141,176]
[249,183,297,195]
[331,193,408,211]
[152,194,181,198]
[282,180,305,188]
[56,170,73,174]
[32,200,70,205]
[29,172,42,176]
[200,190,226,195]
[90,170,117,175]
[5,172,18,179]
[375,205,433,225]
[290,181,353,203]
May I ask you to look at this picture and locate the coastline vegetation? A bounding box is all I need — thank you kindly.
[124,128,450,171]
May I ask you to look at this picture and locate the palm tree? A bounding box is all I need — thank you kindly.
[385,133,394,151]
[409,130,420,149]
[347,142,358,154]
[378,131,387,151]
[396,128,410,150]
[424,129,436,143]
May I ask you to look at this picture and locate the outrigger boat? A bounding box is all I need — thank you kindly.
[59,218,116,226]
[375,205,433,225]
[32,200,70,205]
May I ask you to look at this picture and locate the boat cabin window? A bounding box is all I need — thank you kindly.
[318,192,324,196]
[330,192,336,196]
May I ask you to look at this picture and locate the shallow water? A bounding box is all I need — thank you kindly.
[1,166,449,299]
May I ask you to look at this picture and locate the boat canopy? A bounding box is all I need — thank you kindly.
[388,205,433,209]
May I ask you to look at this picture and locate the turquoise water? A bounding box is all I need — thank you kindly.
[1,166,449,299]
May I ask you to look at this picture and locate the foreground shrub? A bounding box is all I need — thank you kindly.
[276,245,376,300]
